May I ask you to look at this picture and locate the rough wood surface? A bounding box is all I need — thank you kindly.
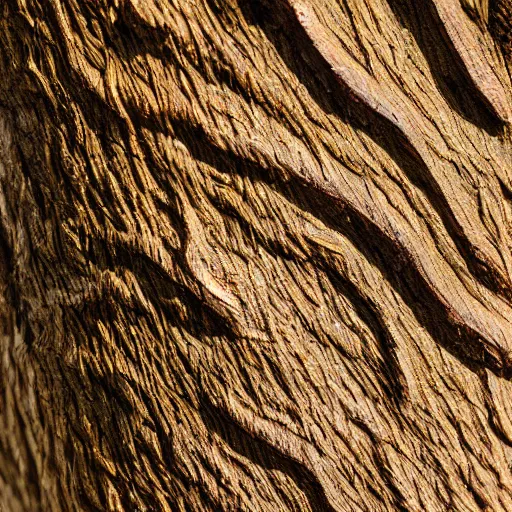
[1,0,512,510]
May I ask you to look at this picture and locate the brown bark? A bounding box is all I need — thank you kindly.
[1,0,512,510]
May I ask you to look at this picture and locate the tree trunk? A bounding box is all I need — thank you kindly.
[1,0,512,510]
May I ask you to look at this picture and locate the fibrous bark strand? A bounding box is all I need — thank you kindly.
[1,0,512,511]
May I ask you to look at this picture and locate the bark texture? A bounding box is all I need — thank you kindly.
[1,0,512,510]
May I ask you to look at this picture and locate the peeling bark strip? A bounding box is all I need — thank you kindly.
[2,0,512,511]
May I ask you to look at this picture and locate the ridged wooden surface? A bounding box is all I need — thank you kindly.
[1,0,512,510]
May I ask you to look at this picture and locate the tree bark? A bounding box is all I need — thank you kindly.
[1,0,512,510]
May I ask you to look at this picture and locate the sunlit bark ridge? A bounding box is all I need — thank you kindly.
[1,0,512,510]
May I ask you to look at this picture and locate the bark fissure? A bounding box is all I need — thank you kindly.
[2,0,512,510]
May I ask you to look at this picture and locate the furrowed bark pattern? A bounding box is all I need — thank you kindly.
[1,0,512,510]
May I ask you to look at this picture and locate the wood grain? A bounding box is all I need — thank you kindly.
[1,0,512,510]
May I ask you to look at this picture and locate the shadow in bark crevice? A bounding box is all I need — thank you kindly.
[28,0,512,303]
[73,231,235,342]
[17,0,511,377]
[55,356,193,511]
[200,400,338,512]
[285,176,506,377]
[323,267,410,406]
[143,117,409,404]
[386,0,504,135]
[489,0,512,60]
[237,0,511,302]
[165,122,504,380]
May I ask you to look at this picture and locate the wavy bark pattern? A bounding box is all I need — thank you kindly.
[1,0,512,510]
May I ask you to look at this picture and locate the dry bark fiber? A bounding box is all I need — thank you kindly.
[1,0,512,510]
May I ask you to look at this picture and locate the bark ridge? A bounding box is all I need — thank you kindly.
[1,0,512,510]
